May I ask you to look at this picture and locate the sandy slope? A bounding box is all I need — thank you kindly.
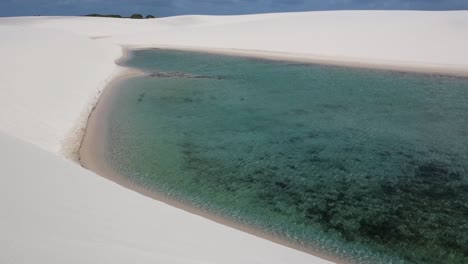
[1,11,468,263]
[0,132,328,264]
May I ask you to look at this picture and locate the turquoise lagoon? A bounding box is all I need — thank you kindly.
[104,50,468,263]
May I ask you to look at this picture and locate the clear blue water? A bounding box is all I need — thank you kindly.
[105,49,468,263]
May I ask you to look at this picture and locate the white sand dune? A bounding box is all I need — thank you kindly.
[1,11,468,263]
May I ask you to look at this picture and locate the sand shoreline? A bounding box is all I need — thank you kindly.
[79,48,348,264]
[126,45,468,78]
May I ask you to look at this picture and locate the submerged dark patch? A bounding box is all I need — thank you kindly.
[180,145,468,264]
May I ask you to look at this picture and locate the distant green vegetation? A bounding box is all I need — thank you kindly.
[84,14,155,19]
[130,14,143,19]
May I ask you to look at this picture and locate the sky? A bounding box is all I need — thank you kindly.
[1,0,467,17]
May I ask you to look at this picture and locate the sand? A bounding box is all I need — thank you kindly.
[1,11,468,264]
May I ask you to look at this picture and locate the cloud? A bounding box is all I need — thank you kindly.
[1,0,467,17]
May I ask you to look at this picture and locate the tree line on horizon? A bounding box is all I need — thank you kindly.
[85,14,155,19]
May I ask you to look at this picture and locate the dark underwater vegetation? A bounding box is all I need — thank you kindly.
[105,50,468,263]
